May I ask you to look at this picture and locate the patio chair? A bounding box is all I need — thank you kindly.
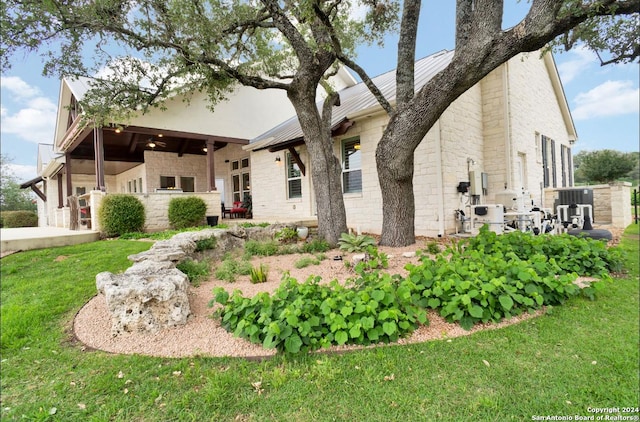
[230,201,248,218]
[221,203,232,219]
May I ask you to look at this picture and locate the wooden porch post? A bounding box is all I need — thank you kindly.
[65,153,73,197]
[57,174,64,208]
[94,127,106,191]
[206,139,217,191]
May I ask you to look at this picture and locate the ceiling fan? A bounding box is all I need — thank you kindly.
[139,137,166,149]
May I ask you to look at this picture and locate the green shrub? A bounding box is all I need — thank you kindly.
[338,233,376,252]
[176,259,210,286]
[0,210,38,228]
[249,263,269,284]
[98,194,145,237]
[300,238,331,253]
[214,256,253,282]
[168,196,207,229]
[275,227,298,243]
[244,240,280,257]
[294,256,321,269]
[195,237,217,252]
[426,241,441,255]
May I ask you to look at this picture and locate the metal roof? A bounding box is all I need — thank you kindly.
[246,50,454,151]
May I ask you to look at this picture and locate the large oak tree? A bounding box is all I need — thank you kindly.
[0,0,397,245]
[336,0,638,245]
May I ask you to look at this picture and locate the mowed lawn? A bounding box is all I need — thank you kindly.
[1,227,638,421]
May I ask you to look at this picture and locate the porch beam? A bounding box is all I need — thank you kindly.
[94,127,106,191]
[30,184,46,202]
[123,126,249,145]
[127,133,139,154]
[288,147,306,176]
[206,139,217,191]
[178,138,189,157]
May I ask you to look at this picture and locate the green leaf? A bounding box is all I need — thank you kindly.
[341,306,353,317]
[469,305,484,318]
[213,287,229,304]
[371,290,385,301]
[427,298,441,308]
[367,328,380,341]
[499,295,514,311]
[349,325,361,339]
[382,321,397,336]
[335,330,348,345]
[524,283,538,294]
[284,334,303,353]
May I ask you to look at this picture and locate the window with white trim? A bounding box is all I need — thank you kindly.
[342,137,362,193]
[287,152,302,199]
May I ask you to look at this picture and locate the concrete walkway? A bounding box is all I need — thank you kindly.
[1,227,100,255]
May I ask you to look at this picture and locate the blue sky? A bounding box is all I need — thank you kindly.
[1,2,638,182]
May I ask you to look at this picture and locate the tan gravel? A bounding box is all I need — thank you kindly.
[73,243,545,358]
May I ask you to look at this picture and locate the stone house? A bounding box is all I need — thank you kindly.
[24,50,630,235]
[246,50,586,237]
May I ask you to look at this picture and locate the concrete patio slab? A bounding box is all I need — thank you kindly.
[1,227,100,255]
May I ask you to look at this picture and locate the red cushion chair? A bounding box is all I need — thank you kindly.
[230,201,247,218]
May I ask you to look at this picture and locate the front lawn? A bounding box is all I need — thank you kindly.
[0,229,638,421]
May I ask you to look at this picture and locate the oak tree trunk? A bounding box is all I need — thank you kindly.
[288,89,347,246]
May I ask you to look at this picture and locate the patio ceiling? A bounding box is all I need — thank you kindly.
[68,125,243,164]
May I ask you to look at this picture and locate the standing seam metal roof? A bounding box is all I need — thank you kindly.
[247,49,454,151]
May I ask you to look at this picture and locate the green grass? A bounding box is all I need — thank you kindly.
[1,230,638,421]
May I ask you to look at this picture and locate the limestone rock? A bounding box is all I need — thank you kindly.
[96,269,191,336]
[402,251,417,258]
[352,253,366,264]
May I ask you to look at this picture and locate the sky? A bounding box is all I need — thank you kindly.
[1,2,638,183]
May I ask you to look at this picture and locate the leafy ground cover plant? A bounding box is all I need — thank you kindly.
[211,272,428,354]
[405,226,621,329]
[338,233,376,252]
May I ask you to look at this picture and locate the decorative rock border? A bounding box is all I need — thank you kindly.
[95,224,298,336]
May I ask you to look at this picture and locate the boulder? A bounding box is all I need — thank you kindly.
[96,268,191,336]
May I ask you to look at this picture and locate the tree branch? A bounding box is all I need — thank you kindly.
[396,0,421,106]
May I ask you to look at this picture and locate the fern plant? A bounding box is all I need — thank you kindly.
[338,233,376,252]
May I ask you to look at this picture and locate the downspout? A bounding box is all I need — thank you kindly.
[503,62,513,190]
[435,119,445,237]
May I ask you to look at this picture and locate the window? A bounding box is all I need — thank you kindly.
[561,145,567,187]
[180,177,195,192]
[138,178,143,193]
[231,160,239,171]
[160,176,176,189]
[242,173,250,201]
[287,153,302,199]
[342,137,362,193]
[241,158,249,168]
[133,179,137,193]
[128,181,132,193]
[76,186,86,207]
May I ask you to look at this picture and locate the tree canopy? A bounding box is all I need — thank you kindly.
[574,150,638,183]
[0,155,37,212]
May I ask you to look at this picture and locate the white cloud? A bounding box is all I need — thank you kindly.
[557,45,597,84]
[572,80,640,120]
[0,77,57,143]
[0,76,42,99]
[6,163,38,183]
